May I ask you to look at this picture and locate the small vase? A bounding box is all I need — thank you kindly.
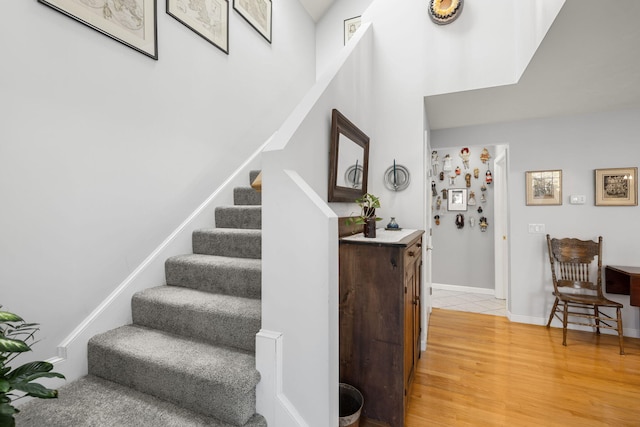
[363,217,377,238]
[387,217,399,229]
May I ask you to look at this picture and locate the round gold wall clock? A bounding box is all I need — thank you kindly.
[428,0,463,25]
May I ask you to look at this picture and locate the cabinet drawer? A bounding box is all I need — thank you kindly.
[404,238,422,268]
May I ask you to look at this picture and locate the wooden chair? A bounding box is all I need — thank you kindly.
[546,235,624,354]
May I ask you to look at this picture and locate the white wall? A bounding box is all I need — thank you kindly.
[315,0,375,78]
[424,0,564,96]
[431,108,640,336]
[0,0,316,363]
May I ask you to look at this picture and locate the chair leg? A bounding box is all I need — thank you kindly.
[617,307,625,355]
[594,305,600,334]
[562,301,569,346]
[546,298,559,328]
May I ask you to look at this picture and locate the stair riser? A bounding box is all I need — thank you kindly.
[234,187,262,206]
[193,230,261,259]
[165,258,261,299]
[215,207,262,229]
[132,294,260,352]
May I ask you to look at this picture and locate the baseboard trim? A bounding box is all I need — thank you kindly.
[431,282,495,296]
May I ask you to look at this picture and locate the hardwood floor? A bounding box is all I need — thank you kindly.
[406,309,640,427]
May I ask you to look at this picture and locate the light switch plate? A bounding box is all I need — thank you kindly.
[528,224,545,234]
[570,195,586,204]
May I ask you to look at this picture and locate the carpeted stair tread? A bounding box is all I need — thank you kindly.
[193,228,261,259]
[234,186,262,206]
[249,170,261,184]
[89,325,260,425]
[215,206,261,229]
[165,254,261,299]
[15,375,267,427]
[132,285,260,352]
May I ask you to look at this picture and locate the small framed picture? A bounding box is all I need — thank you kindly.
[525,170,562,206]
[595,167,638,206]
[38,0,158,59]
[344,16,361,45]
[448,188,467,211]
[167,0,229,54]
[233,0,272,43]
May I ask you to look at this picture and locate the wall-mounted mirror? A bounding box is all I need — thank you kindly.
[328,109,370,202]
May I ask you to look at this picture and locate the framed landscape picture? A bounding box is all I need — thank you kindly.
[595,167,638,206]
[168,0,229,54]
[233,0,272,43]
[344,16,361,45]
[525,170,562,206]
[38,0,158,59]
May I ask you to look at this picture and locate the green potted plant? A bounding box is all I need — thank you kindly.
[1,307,65,427]
[347,193,382,238]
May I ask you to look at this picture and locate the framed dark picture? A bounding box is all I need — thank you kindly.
[38,0,158,59]
[525,170,562,206]
[595,167,638,206]
[448,188,467,211]
[344,16,361,45]
[167,0,229,54]
[233,0,272,43]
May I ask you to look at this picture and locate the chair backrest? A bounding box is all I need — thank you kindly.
[546,235,603,297]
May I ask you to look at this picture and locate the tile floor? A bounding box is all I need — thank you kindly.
[431,288,507,317]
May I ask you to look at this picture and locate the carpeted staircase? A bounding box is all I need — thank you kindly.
[16,171,266,427]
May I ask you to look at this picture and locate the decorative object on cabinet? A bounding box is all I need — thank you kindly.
[344,15,361,45]
[38,0,158,59]
[384,160,411,191]
[447,188,467,211]
[328,109,370,202]
[346,193,381,238]
[479,216,488,232]
[339,229,424,426]
[594,167,638,206]
[480,147,491,163]
[233,0,272,43]
[168,0,229,54]
[525,170,563,206]
[386,217,401,230]
[459,147,470,169]
[455,213,464,229]
[428,0,463,25]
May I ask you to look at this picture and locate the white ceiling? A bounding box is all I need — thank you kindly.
[299,0,335,22]
[425,0,640,130]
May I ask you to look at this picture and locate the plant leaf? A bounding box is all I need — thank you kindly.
[0,312,22,323]
[0,338,29,354]
[0,379,9,393]
[13,382,58,399]
[0,402,17,416]
[5,361,55,381]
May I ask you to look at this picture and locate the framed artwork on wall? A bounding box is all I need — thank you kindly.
[344,16,361,45]
[595,167,638,206]
[233,0,272,43]
[447,188,468,211]
[167,0,229,54]
[38,0,158,59]
[525,170,562,206]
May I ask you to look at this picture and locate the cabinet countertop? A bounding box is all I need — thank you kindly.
[340,229,424,246]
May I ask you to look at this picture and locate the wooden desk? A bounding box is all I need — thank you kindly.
[605,265,640,307]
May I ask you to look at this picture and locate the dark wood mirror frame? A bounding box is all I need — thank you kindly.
[328,109,370,202]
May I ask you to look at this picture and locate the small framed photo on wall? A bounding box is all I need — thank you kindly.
[595,167,638,206]
[344,16,361,45]
[447,188,468,211]
[525,170,562,206]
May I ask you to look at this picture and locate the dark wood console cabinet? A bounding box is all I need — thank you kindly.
[339,229,424,427]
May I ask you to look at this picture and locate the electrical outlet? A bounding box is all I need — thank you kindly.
[528,224,545,234]
[570,195,586,204]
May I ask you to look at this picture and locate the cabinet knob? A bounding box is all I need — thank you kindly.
[413,297,419,305]
[408,251,415,257]
[416,243,422,248]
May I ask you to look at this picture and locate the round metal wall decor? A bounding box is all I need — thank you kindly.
[344,164,364,188]
[384,164,411,191]
[428,0,463,25]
